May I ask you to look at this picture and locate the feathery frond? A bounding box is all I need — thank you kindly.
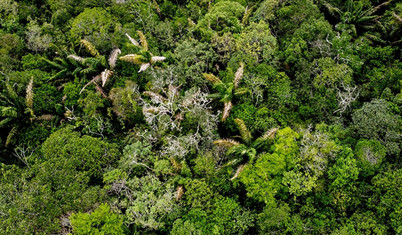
[80,39,100,58]
[234,62,244,89]
[108,48,121,69]
[234,118,252,144]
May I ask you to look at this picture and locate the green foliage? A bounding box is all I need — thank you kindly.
[70,8,118,52]
[70,203,126,235]
[196,1,245,39]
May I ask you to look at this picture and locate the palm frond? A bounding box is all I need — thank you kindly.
[234,118,252,144]
[5,126,18,147]
[0,117,13,128]
[119,54,146,65]
[125,33,140,47]
[222,101,233,121]
[176,186,184,201]
[42,58,65,70]
[101,69,114,87]
[5,83,18,100]
[262,127,279,140]
[137,31,148,51]
[150,56,166,64]
[67,55,84,63]
[138,63,151,73]
[202,73,222,85]
[234,62,244,89]
[80,75,101,94]
[230,164,246,181]
[95,84,108,99]
[108,48,121,69]
[213,138,240,148]
[234,87,250,96]
[80,39,100,58]
[0,107,18,118]
[25,77,34,116]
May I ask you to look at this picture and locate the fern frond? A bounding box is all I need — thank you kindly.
[138,63,151,73]
[80,39,100,57]
[202,73,222,85]
[234,62,244,89]
[213,138,240,148]
[234,118,252,144]
[125,33,140,47]
[137,31,148,51]
[108,48,121,69]
[119,54,146,65]
[222,101,233,121]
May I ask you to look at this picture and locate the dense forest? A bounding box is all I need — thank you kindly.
[0,0,401,234]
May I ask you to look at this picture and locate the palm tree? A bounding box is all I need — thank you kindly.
[214,118,279,180]
[0,78,35,147]
[202,62,249,121]
[76,40,121,97]
[119,31,166,73]
[321,0,392,42]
